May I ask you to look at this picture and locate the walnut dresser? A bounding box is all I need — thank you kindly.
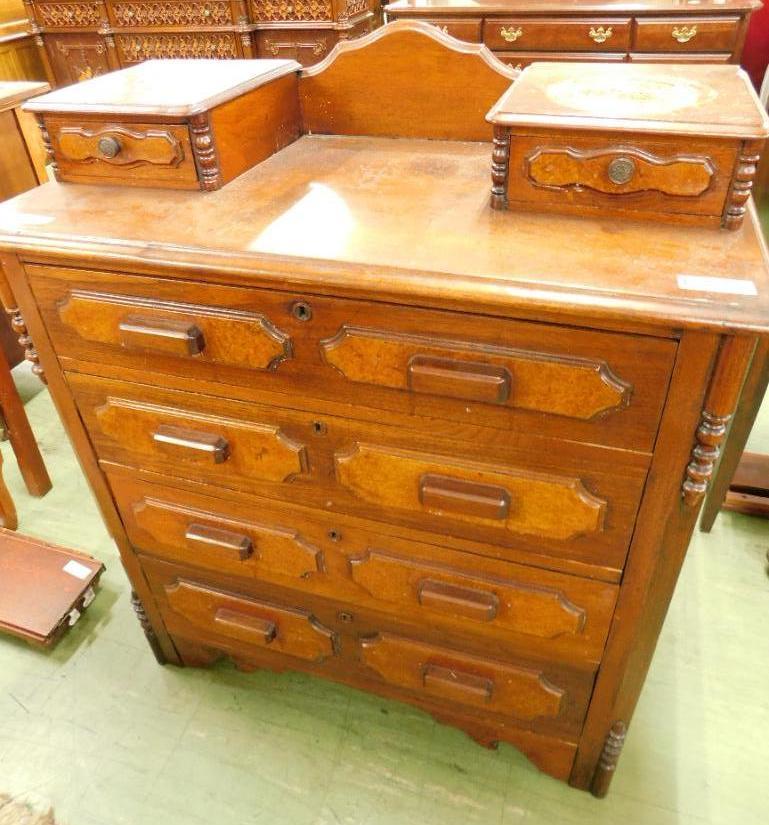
[1,22,768,797]
[22,0,379,86]
[385,0,759,69]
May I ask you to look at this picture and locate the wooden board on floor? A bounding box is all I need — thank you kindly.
[0,530,104,646]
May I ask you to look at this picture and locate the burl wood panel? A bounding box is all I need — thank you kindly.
[109,471,619,664]
[300,22,517,141]
[30,265,676,453]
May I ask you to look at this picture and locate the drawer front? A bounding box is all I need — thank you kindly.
[111,1,236,26]
[110,472,619,662]
[484,18,631,52]
[632,17,740,53]
[497,51,626,71]
[361,633,592,729]
[115,32,241,63]
[45,118,199,189]
[255,29,340,66]
[160,576,337,662]
[419,18,483,42]
[36,2,102,27]
[250,0,334,22]
[506,132,737,221]
[73,374,648,573]
[31,265,676,453]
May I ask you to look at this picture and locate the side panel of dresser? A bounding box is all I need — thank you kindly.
[569,332,755,795]
[0,252,180,664]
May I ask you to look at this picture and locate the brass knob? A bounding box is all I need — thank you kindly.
[500,26,523,43]
[607,157,636,185]
[97,136,122,158]
[672,25,697,43]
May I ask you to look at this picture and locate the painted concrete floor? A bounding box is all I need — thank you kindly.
[0,365,768,825]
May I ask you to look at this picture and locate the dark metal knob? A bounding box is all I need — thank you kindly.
[607,157,636,185]
[97,136,122,158]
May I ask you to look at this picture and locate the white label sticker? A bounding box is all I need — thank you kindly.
[677,275,758,296]
[62,559,92,580]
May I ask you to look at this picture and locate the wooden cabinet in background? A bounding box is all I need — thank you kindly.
[0,0,46,81]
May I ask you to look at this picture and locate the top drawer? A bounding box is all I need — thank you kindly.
[484,18,632,52]
[29,264,677,453]
[632,17,741,53]
[110,1,238,26]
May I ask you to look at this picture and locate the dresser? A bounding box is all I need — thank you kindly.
[1,22,767,796]
[23,0,379,86]
[385,0,759,68]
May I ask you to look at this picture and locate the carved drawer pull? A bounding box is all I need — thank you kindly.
[418,579,499,621]
[185,522,253,561]
[500,26,523,42]
[672,25,697,43]
[407,355,511,403]
[214,608,277,644]
[152,424,229,463]
[118,315,205,356]
[423,663,493,702]
[589,26,612,43]
[419,474,510,520]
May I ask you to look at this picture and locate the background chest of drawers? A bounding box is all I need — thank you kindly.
[23,0,380,86]
[385,0,759,68]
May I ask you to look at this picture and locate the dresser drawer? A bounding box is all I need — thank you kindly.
[484,18,631,52]
[361,633,592,731]
[44,118,199,189]
[109,473,619,662]
[114,32,242,63]
[497,51,626,71]
[419,18,483,42]
[632,17,740,53]
[111,0,237,26]
[31,264,676,452]
[35,2,102,27]
[73,374,648,573]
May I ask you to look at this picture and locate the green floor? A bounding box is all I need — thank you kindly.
[1,365,768,825]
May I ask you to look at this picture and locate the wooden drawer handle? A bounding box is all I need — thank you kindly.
[419,473,510,520]
[185,522,253,561]
[407,355,511,404]
[152,424,229,463]
[214,608,276,644]
[423,663,493,702]
[119,315,205,356]
[418,579,499,621]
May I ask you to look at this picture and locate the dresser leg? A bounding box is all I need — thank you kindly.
[590,721,627,798]
[130,590,167,664]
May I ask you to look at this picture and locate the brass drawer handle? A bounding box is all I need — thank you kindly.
[672,25,697,43]
[607,157,637,185]
[423,663,493,702]
[185,523,253,561]
[407,355,511,404]
[589,25,612,43]
[419,474,510,520]
[152,424,229,463]
[97,136,122,158]
[500,26,523,42]
[214,608,277,644]
[418,579,499,621]
[118,315,205,356]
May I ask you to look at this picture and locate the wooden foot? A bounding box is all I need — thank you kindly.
[130,590,166,664]
[590,721,627,798]
[0,450,18,530]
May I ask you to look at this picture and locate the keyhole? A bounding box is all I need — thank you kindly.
[312,421,327,436]
[291,301,312,321]
[328,529,341,542]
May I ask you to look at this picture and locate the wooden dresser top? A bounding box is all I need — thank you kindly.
[385,0,761,14]
[0,80,49,114]
[2,134,768,334]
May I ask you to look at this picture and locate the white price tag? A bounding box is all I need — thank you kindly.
[62,560,92,580]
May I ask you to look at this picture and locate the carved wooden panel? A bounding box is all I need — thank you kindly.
[321,326,631,421]
[257,31,330,62]
[251,0,332,22]
[115,32,240,63]
[112,1,234,27]
[164,578,337,661]
[361,633,565,721]
[36,2,102,27]
[526,146,716,197]
[57,290,291,370]
[55,125,184,168]
[129,494,323,579]
[335,443,606,541]
[93,396,307,484]
[45,33,110,84]
[350,549,588,639]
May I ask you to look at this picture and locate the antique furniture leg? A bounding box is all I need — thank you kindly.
[700,338,769,531]
[0,449,18,530]
[590,721,627,798]
[130,590,167,664]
